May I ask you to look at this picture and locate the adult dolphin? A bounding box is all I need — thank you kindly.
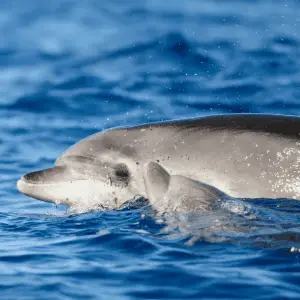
[17,114,300,210]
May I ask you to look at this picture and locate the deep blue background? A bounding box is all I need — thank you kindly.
[1,0,300,299]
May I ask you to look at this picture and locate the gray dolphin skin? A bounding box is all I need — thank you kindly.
[144,161,226,213]
[17,114,300,210]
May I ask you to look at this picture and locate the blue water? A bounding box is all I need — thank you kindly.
[2,0,300,299]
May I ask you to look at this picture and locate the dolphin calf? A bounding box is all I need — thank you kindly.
[144,161,225,213]
[17,114,300,210]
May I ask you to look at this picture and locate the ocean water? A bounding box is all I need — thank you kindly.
[2,0,300,299]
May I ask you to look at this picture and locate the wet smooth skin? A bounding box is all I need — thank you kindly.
[17,114,300,209]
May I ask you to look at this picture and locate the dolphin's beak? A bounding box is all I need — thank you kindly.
[17,166,71,203]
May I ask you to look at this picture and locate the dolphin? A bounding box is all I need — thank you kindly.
[17,114,300,210]
[144,161,226,213]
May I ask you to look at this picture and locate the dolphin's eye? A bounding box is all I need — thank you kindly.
[114,164,130,180]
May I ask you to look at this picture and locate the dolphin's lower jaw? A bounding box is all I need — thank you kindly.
[17,175,136,211]
[17,178,86,205]
[17,178,57,204]
[17,178,117,209]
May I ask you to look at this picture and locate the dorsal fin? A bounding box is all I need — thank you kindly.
[143,161,170,205]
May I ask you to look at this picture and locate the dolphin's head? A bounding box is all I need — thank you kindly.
[17,159,138,210]
[17,128,146,210]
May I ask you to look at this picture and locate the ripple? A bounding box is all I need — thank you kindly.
[8,93,67,113]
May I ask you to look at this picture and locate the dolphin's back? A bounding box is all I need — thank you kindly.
[130,114,300,139]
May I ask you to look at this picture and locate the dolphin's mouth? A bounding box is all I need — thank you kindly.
[17,175,103,206]
[16,166,90,204]
[16,165,115,208]
[17,177,65,203]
